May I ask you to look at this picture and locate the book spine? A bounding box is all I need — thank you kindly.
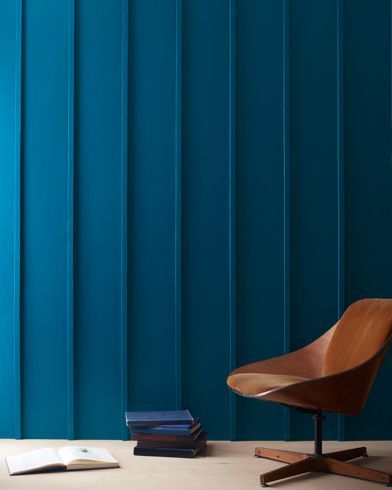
[126,419,193,427]
[131,428,203,443]
[128,427,191,436]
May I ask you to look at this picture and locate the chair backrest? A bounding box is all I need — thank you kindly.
[323,298,392,376]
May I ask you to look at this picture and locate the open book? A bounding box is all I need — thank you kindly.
[6,447,119,475]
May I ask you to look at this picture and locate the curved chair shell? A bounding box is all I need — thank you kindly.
[258,343,389,415]
[227,299,392,415]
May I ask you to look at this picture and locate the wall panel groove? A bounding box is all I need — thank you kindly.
[283,0,291,443]
[14,0,23,440]
[174,0,183,411]
[228,0,237,442]
[120,0,129,441]
[66,0,75,441]
[336,0,345,442]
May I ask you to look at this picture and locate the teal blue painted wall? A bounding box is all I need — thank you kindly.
[0,0,391,440]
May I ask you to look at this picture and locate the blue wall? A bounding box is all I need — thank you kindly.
[0,0,391,440]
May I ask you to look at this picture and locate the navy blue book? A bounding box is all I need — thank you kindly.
[128,420,201,436]
[125,410,194,427]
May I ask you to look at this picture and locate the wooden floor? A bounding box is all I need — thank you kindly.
[0,439,391,489]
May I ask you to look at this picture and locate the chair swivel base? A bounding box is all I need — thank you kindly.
[255,446,392,487]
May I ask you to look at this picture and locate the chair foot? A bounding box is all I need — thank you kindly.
[260,457,317,486]
[324,458,392,485]
[255,447,309,464]
[323,446,368,461]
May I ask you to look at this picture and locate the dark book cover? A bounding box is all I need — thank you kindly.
[133,444,206,458]
[128,420,201,437]
[125,410,194,427]
[132,427,203,443]
[136,431,208,450]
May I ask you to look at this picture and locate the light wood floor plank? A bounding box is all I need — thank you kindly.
[0,440,391,489]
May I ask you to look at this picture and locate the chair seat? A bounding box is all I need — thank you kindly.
[227,372,310,396]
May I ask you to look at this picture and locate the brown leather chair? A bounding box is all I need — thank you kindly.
[227,298,392,486]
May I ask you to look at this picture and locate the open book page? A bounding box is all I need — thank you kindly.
[58,447,119,470]
[6,448,64,475]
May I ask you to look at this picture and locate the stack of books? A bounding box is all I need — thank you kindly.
[125,410,207,458]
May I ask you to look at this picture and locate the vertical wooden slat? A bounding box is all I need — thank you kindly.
[120,0,129,440]
[229,0,237,442]
[0,0,23,438]
[344,0,392,440]
[75,0,124,439]
[336,0,345,442]
[182,0,231,439]
[66,0,75,441]
[127,0,177,414]
[283,0,291,442]
[289,0,340,440]
[174,0,183,411]
[236,0,285,440]
[14,0,23,440]
[22,0,69,438]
